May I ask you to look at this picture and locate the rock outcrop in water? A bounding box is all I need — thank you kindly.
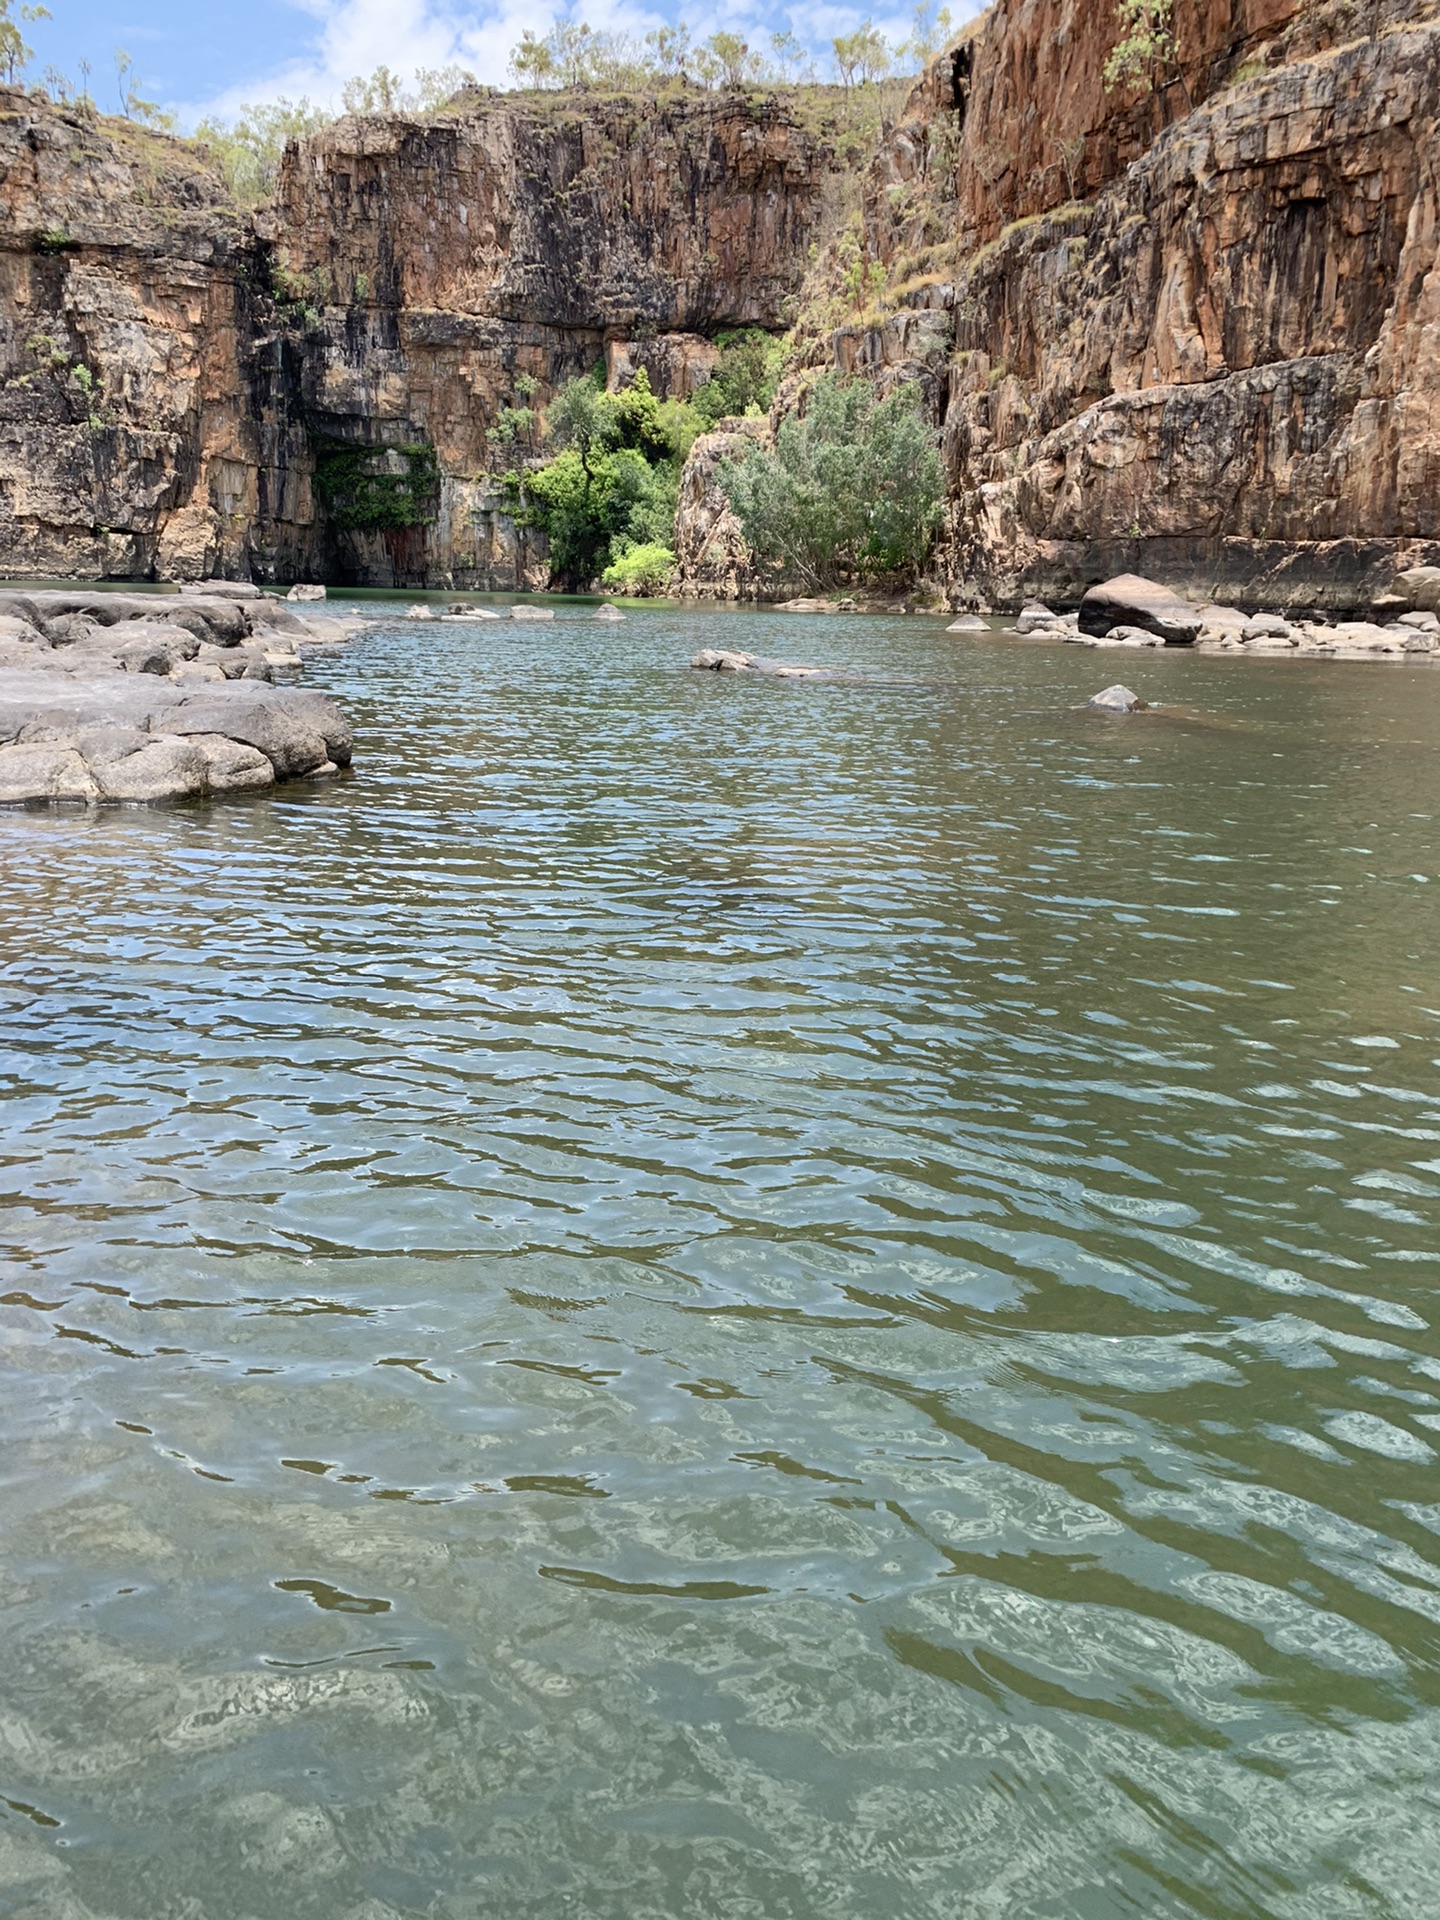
[0,590,353,801]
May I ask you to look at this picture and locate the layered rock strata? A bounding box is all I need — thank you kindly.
[0,86,838,589]
[680,0,1440,612]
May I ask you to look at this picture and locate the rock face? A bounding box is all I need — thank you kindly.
[678,0,1440,612]
[936,21,1440,608]
[6,11,1440,614]
[0,88,839,591]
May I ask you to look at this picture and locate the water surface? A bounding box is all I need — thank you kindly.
[2,611,1439,1918]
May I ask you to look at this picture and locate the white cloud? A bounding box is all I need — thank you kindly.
[182,0,962,125]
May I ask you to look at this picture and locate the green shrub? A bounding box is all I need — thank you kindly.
[717,372,943,590]
[601,542,674,593]
[690,329,785,428]
[313,439,440,532]
[511,368,686,589]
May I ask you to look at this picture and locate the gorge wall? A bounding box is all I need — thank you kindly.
[3,0,1440,607]
[0,88,838,587]
[688,0,1440,609]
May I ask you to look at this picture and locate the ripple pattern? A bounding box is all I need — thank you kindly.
[1,610,1438,1918]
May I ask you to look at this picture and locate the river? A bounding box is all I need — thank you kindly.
[2,607,1438,1918]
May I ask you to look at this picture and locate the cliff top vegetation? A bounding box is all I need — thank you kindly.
[1,0,960,206]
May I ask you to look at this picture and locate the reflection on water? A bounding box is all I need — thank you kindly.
[1,611,1438,1918]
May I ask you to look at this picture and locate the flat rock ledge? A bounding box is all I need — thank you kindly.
[0,589,353,804]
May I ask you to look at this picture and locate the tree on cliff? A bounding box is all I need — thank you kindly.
[1103,0,1191,106]
[0,0,48,86]
[717,375,944,591]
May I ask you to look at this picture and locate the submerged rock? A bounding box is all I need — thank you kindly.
[510,605,555,621]
[1087,683,1146,713]
[594,604,626,621]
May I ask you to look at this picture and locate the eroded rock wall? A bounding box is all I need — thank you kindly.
[0,88,837,588]
[679,0,1440,609]
[935,22,1440,606]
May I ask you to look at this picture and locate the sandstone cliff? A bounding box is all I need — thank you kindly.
[5,5,1440,610]
[0,87,840,588]
[680,0,1440,609]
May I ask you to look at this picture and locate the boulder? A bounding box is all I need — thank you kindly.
[180,581,261,601]
[692,649,757,671]
[777,597,837,612]
[946,614,988,632]
[1078,574,1201,643]
[187,734,275,791]
[1396,566,1440,612]
[1015,602,1062,634]
[1241,613,1293,639]
[0,741,96,801]
[510,604,555,620]
[1195,603,1247,633]
[1087,684,1145,712]
[406,604,437,620]
[163,697,330,778]
[0,616,48,649]
[287,584,327,602]
[248,600,309,635]
[83,730,210,802]
[1398,610,1440,631]
[594,604,626,621]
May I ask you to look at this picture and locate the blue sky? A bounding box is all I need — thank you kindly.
[24,0,960,127]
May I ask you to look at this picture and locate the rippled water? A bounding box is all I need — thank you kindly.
[2,608,1439,1919]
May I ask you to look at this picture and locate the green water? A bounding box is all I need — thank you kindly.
[2,611,1438,1919]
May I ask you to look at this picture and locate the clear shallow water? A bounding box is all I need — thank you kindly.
[2,610,1439,1920]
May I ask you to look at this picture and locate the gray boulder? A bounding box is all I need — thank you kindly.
[248,600,309,635]
[946,614,988,632]
[692,649,757,671]
[510,604,555,620]
[0,741,95,801]
[1396,566,1440,613]
[180,581,261,601]
[80,728,210,801]
[1078,574,1202,643]
[287,584,327,602]
[1087,683,1146,713]
[187,733,276,791]
[163,695,330,778]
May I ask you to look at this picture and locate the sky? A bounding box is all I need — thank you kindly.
[22,0,963,129]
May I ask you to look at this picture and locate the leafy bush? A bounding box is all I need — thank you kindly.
[690,330,785,428]
[511,368,687,589]
[313,440,440,532]
[601,542,675,593]
[718,373,943,590]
